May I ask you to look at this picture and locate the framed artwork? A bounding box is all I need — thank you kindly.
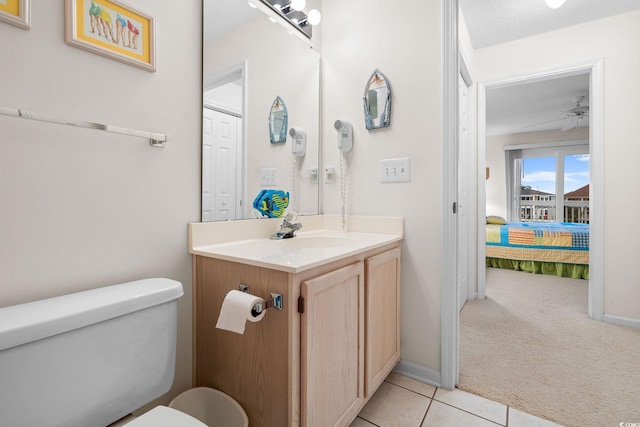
[65,0,156,72]
[0,0,31,29]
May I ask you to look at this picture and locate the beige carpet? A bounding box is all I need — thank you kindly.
[458,268,640,427]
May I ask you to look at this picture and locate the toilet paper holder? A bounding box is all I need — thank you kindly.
[239,284,283,314]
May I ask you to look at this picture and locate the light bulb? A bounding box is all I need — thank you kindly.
[307,9,321,25]
[545,0,566,9]
[290,0,306,11]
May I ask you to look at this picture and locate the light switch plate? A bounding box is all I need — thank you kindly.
[380,158,411,183]
[260,168,278,186]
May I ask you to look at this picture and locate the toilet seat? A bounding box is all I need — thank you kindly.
[124,405,207,427]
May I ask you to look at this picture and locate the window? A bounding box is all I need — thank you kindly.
[505,143,589,223]
[563,153,591,223]
[521,155,556,221]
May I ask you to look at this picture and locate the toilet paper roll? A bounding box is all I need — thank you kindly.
[215,290,266,334]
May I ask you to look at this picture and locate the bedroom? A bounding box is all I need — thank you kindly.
[483,73,591,282]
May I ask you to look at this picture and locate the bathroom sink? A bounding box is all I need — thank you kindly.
[277,235,352,248]
[190,227,402,273]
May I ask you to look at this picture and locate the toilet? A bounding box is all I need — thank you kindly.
[0,278,246,427]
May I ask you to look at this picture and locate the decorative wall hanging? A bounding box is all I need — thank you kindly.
[0,0,30,29]
[253,189,289,218]
[65,0,156,72]
[363,69,392,130]
[269,96,288,144]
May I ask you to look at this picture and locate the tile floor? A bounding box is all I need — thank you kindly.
[351,372,564,427]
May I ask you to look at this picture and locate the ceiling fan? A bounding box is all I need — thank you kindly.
[560,96,590,131]
[525,96,590,131]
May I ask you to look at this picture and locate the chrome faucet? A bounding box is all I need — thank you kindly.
[270,213,302,239]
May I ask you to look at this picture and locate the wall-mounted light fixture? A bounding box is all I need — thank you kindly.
[290,0,305,11]
[259,0,321,38]
[545,0,566,9]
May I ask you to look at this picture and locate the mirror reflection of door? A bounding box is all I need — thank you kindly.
[202,109,241,221]
[202,72,244,221]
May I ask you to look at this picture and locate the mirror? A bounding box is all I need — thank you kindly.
[363,69,392,130]
[202,0,320,222]
[269,96,288,144]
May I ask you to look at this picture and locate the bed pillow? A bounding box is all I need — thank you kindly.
[486,215,507,225]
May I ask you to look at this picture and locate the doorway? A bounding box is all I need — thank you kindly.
[441,0,606,389]
[475,62,604,319]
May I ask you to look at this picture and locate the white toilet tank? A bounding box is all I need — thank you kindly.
[0,278,183,427]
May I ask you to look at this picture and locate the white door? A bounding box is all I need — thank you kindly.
[202,109,215,222]
[202,108,240,221]
[457,73,470,311]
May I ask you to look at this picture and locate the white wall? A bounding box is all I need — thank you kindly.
[472,11,640,321]
[0,0,201,407]
[321,0,444,379]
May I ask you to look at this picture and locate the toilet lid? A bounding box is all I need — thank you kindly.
[124,405,207,427]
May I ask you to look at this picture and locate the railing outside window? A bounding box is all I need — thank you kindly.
[519,198,589,223]
[564,200,590,223]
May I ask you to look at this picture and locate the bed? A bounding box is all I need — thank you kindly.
[486,221,589,279]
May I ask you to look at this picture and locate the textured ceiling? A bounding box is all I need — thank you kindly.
[461,0,640,135]
[486,74,590,136]
[460,0,640,49]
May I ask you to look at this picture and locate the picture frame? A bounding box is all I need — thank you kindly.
[0,0,31,30]
[65,0,156,72]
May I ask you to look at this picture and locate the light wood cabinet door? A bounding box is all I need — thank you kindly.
[365,248,401,396]
[300,262,365,427]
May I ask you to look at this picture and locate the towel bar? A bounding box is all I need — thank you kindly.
[0,106,168,147]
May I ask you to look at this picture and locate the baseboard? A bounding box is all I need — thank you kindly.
[603,314,640,329]
[393,360,441,388]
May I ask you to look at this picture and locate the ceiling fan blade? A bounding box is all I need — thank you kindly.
[561,118,576,131]
[522,118,565,128]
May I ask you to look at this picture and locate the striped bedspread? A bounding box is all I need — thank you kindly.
[486,222,589,264]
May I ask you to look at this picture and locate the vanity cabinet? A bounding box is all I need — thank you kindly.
[301,262,365,426]
[364,247,402,397]
[193,242,401,427]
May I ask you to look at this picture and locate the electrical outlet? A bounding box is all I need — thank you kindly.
[260,168,278,186]
[324,165,336,184]
[308,168,319,184]
[380,158,411,183]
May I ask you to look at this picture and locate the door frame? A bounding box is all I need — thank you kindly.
[476,60,604,320]
[457,72,470,312]
[441,0,459,390]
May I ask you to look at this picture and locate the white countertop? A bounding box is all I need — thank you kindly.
[190,227,402,273]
